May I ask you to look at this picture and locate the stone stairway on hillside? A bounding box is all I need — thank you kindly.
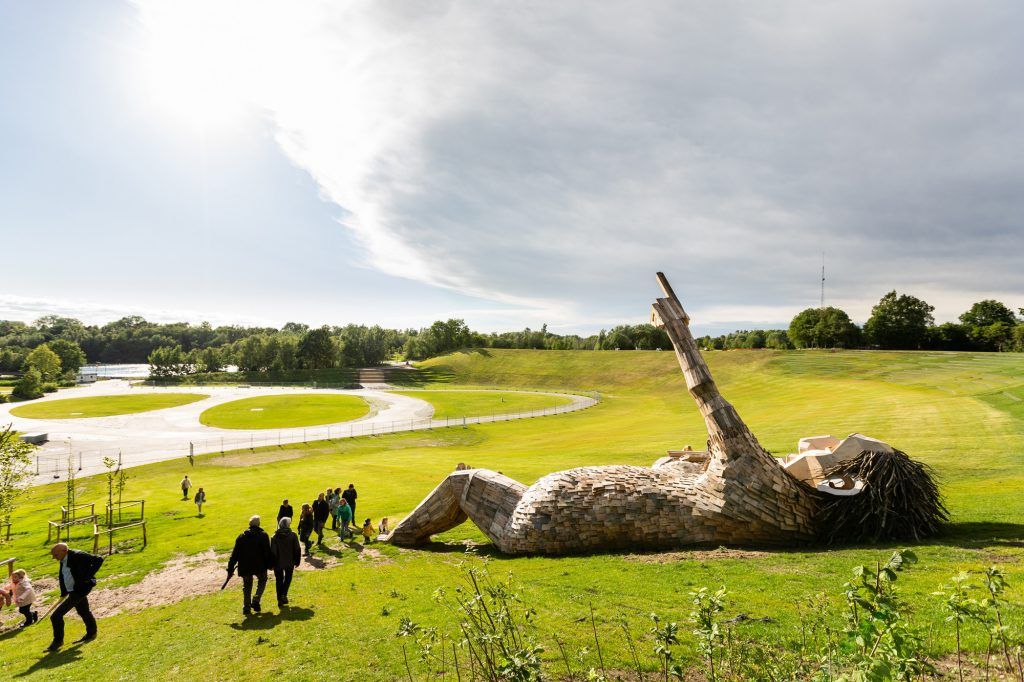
[357,367,391,388]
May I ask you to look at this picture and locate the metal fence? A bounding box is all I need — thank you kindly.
[32,390,601,481]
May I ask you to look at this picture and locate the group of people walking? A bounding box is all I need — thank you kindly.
[224,483,390,616]
[181,475,206,515]
[226,515,300,615]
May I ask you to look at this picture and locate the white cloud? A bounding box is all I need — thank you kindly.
[131,0,1024,328]
[0,294,276,328]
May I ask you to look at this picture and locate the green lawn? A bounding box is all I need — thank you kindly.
[198,394,370,429]
[8,393,208,419]
[1,349,1024,679]
[395,389,573,419]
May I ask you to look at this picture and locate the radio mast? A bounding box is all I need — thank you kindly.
[819,253,825,309]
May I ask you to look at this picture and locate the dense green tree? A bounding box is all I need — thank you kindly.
[48,338,87,376]
[864,291,934,349]
[23,344,62,382]
[0,348,27,372]
[0,425,34,543]
[148,345,188,379]
[404,320,471,360]
[1013,324,1024,352]
[959,300,1017,329]
[764,330,792,349]
[235,336,272,372]
[298,326,339,369]
[927,323,969,351]
[789,307,860,348]
[12,368,43,399]
[198,347,223,373]
[33,315,89,343]
[959,300,1019,351]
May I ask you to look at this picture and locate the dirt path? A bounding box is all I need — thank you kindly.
[0,542,391,630]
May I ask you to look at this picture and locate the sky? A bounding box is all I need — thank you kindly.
[1,1,1021,336]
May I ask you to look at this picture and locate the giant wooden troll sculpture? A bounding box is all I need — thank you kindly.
[388,273,819,554]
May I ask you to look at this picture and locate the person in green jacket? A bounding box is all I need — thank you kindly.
[337,498,354,540]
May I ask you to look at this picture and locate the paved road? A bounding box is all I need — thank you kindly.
[0,382,598,484]
[1,381,432,483]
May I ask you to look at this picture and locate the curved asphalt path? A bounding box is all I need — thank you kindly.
[0,381,597,484]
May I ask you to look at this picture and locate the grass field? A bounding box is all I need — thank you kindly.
[1,349,1023,679]
[395,389,573,419]
[8,393,208,419]
[197,394,371,429]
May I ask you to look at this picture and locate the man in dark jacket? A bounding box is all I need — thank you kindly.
[311,493,329,546]
[277,499,293,523]
[342,483,358,519]
[47,543,104,652]
[269,517,302,607]
[227,515,272,615]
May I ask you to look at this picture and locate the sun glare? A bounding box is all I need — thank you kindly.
[136,2,250,133]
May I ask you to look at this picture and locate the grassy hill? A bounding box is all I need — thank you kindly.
[1,349,1023,679]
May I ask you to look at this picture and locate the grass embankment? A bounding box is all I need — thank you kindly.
[8,393,208,419]
[198,394,370,429]
[396,389,573,419]
[148,367,358,386]
[1,349,1023,678]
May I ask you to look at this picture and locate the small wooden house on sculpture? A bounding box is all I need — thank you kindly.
[389,273,826,553]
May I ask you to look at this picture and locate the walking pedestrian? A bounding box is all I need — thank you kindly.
[226,515,272,616]
[342,484,357,519]
[277,499,293,523]
[46,543,103,652]
[180,475,192,500]
[297,504,314,556]
[311,493,329,546]
[270,517,301,607]
[338,498,353,540]
[194,487,206,516]
[328,489,339,530]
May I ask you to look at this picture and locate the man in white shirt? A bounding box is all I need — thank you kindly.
[46,543,103,652]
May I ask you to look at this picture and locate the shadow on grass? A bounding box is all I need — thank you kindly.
[15,644,85,678]
[387,366,457,387]
[933,522,1024,549]
[399,522,1024,561]
[405,540,506,559]
[229,606,315,631]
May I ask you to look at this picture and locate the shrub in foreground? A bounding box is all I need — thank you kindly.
[395,551,1024,681]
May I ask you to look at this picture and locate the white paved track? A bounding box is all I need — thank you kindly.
[1,381,431,483]
[0,382,598,484]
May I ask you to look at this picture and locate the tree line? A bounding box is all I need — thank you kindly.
[1,290,1021,387]
[786,293,1024,351]
[697,293,1023,352]
[0,315,676,383]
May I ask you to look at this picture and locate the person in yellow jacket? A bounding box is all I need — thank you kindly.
[361,518,376,544]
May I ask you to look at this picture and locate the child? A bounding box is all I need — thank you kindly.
[377,517,390,541]
[194,487,206,516]
[361,518,376,544]
[3,569,38,627]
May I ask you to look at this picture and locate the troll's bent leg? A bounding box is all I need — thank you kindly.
[389,469,527,547]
